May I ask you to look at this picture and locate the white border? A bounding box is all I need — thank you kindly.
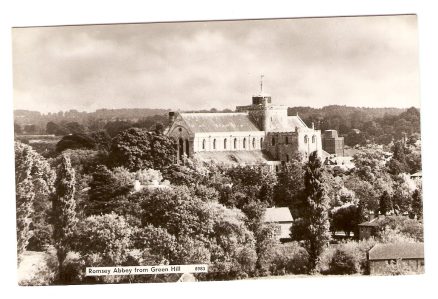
[1,1,437,298]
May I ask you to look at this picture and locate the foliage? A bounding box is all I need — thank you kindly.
[318,238,376,275]
[224,164,278,207]
[89,130,112,151]
[379,191,392,216]
[330,203,364,237]
[288,106,420,146]
[56,134,96,152]
[274,159,305,214]
[15,141,55,263]
[379,259,419,275]
[109,128,176,172]
[411,188,423,220]
[86,165,132,215]
[375,216,423,242]
[73,213,135,265]
[267,243,310,275]
[327,248,358,275]
[300,151,331,269]
[51,154,78,282]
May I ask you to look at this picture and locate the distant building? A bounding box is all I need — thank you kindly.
[358,215,388,240]
[166,84,325,167]
[322,130,344,157]
[263,207,293,242]
[367,243,424,275]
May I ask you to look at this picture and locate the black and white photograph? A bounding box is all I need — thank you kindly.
[12,14,424,286]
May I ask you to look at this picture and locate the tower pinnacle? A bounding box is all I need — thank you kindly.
[260,74,264,93]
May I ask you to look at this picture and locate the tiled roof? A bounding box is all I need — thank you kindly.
[180,113,261,133]
[263,207,293,223]
[268,116,307,132]
[195,150,271,165]
[368,243,424,260]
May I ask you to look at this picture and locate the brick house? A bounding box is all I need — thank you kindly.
[367,243,424,275]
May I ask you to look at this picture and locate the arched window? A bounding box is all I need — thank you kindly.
[286,154,290,162]
[252,138,256,148]
[234,138,237,149]
[202,139,206,150]
[213,139,216,150]
[224,138,227,149]
[272,136,276,146]
[285,136,289,145]
[312,135,316,143]
[304,135,308,144]
[260,138,264,148]
[243,138,246,149]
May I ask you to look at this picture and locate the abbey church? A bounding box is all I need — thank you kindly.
[166,86,327,168]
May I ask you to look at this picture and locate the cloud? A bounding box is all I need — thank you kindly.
[12,15,420,113]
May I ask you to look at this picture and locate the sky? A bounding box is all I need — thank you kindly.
[12,15,420,113]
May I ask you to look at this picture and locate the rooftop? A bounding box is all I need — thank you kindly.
[180,112,261,133]
[263,207,293,223]
[368,243,424,260]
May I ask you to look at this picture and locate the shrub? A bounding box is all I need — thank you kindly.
[328,248,358,275]
[269,242,310,275]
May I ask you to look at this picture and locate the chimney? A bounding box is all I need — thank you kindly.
[169,111,176,124]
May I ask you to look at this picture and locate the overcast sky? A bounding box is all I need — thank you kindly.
[12,15,420,113]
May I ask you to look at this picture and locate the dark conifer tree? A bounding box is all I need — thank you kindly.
[301,151,331,270]
[379,191,392,216]
[52,154,77,283]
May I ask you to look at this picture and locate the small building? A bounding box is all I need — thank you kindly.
[358,217,383,240]
[263,207,293,242]
[321,130,344,157]
[368,243,424,275]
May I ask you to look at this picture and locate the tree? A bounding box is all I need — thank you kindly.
[64,122,85,135]
[86,165,132,215]
[89,130,112,151]
[274,158,305,211]
[14,122,22,134]
[411,188,423,220]
[15,142,55,263]
[301,151,331,270]
[328,248,358,275]
[388,141,409,175]
[56,134,96,152]
[46,121,69,136]
[103,120,132,137]
[379,191,392,216]
[331,203,364,237]
[51,154,78,282]
[110,128,176,172]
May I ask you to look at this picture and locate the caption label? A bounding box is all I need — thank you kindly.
[86,264,208,276]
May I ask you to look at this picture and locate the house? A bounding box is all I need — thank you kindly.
[358,217,382,240]
[263,207,293,242]
[367,242,424,275]
[166,85,325,167]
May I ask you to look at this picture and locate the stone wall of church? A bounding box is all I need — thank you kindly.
[264,129,322,162]
[193,131,266,152]
[167,121,194,160]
